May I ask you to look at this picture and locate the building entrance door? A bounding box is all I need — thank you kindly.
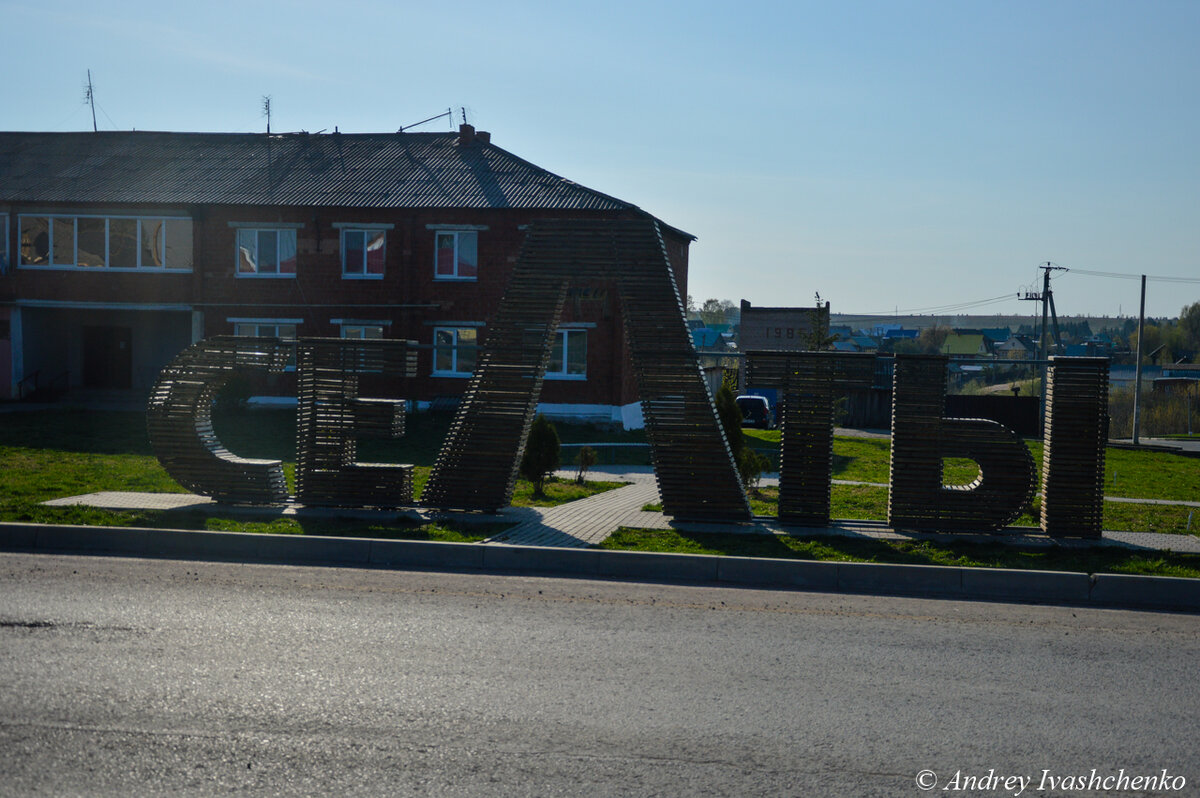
[83,326,133,389]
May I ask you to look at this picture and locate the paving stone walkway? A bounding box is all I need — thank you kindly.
[486,474,669,548]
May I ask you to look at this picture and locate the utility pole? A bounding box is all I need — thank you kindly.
[1019,262,1067,433]
[1132,274,1146,444]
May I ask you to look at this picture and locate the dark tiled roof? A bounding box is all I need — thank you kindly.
[0,130,641,212]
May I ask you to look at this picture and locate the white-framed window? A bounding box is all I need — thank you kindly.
[434,230,478,280]
[233,321,298,339]
[236,228,297,276]
[432,326,478,377]
[17,214,193,270]
[547,328,587,379]
[341,324,384,339]
[340,228,386,278]
[232,319,299,369]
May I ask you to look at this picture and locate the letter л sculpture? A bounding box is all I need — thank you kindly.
[422,219,750,519]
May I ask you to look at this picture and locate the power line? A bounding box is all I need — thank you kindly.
[1068,268,1200,284]
[854,292,1019,317]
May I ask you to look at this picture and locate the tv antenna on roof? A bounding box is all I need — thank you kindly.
[84,69,97,132]
[262,96,272,134]
[397,108,453,133]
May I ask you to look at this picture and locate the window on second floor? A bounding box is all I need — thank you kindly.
[432,326,478,377]
[18,214,193,270]
[547,328,587,379]
[434,230,477,280]
[341,228,386,278]
[237,228,297,276]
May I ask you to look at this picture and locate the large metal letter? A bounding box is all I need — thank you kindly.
[147,336,291,503]
[888,355,1036,531]
[1041,357,1109,538]
[423,219,749,519]
[295,338,417,508]
[745,351,875,525]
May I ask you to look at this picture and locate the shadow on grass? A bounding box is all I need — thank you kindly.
[599,527,1200,578]
[0,409,154,456]
[9,500,506,544]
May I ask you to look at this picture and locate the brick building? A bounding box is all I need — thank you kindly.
[0,126,693,426]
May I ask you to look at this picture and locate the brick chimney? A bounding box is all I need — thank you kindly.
[458,123,475,144]
[476,130,490,144]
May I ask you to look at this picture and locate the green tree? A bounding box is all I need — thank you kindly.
[714,385,744,459]
[714,384,769,491]
[700,298,735,326]
[520,414,561,498]
[1179,301,1200,352]
[916,325,950,355]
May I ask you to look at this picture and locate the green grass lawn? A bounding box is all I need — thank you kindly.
[0,408,620,541]
[2,409,1197,574]
[737,429,1199,536]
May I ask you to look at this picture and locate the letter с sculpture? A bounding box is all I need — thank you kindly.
[148,336,417,507]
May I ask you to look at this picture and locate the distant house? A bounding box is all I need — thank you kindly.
[0,127,694,427]
[691,327,733,352]
[1109,364,1162,389]
[1156,363,1200,393]
[995,335,1035,359]
[1066,341,1113,358]
[850,335,879,352]
[871,323,901,338]
[981,327,1011,344]
[941,333,991,358]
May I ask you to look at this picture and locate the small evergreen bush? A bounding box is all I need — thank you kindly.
[520,414,561,497]
[576,445,598,484]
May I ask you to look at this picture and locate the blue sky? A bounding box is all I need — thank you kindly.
[3,0,1197,319]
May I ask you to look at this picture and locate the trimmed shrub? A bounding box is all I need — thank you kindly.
[520,414,561,497]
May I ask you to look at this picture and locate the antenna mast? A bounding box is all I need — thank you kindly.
[262,96,272,134]
[85,70,98,132]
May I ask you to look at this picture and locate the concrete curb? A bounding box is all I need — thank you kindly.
[1,521,1197,613]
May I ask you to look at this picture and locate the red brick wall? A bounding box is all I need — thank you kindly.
[195,206,690,408]
[5,202,691,410]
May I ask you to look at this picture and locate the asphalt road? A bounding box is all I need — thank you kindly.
[1,553,1197,797]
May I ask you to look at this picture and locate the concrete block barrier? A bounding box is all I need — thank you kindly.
[369,539,485,570]
[2,522,1199,613]
[718,556,839,591]
[962,567,1092,604]
[1090,573,1200,610]
[38,524,149,555]
[146,528,265,562]
[837,561,963,597]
